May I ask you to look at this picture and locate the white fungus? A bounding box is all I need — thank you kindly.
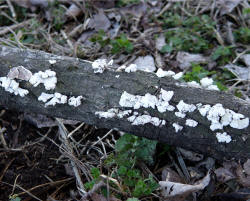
[108,59,113,66]
[116,65,127,72]
[127,115,137,122]
[216,132,232,143]
[119,91,139,108]
[138,93,158,109]
[125,64,137,73]
[175,111,186,118]
[156,89,175,113]
[200,77,213,88]
[187,81,201,88]
[95,107,165,127]
[172,123,183,132]
[229,110,249,129]
[119,89,175,113]
[68,96,83,107]
[177,100,196,113]
[95,109,132,119]
[38,92,54,102]
[49,60,57,64]
[185,119,198,127]
[95,108,118,119]
[117,110,132,118]
[92,59,113,73]
[172,72,183,80]
[175,100,196,119]
[156,68,175,78]
[29,69,57,90]
[207,85,219,91]
[197,103,249,130]
[160,89,174,102]
[38,92,67,107]
[197,104,211,117]
[220,109,232,126]
[198,77,219,91]
[128,114,165,127]
[0,77,29,97]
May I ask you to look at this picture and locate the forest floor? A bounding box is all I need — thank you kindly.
[0,0,250,201]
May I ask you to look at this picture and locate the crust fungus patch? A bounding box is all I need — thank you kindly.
[216,132,232,143]
[92,59,113,73]
[119,89,175,113]
[0,76,29,97]
[38,92,67,107]
[197,103,249,131]
[172,123,183,132]
[95,108,166,127]
[29,69,57,90]
[68,96,83,107]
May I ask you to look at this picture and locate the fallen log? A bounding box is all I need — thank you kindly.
[0,45,249,160]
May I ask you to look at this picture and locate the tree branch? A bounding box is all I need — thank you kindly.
[0,45,249,160]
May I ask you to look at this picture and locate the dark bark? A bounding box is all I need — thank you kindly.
[0,46,249,160]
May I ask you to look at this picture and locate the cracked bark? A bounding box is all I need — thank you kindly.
[0,45,249,160]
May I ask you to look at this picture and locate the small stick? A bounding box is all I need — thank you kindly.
[0,126,7,149]
[80,181,105,201]
[6,0,16,19]
[0,19,32,36]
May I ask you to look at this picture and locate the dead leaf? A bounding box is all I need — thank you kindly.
[161,167,184,183]
[88,10,111,31]
[196,157,215,170]
[176,51,208,70]
[7,66,32,81]
[212,188,250,201]
[218,0,242,15]
[241,54,250,67]
[120,1,147,17]
[29,0,49,8]
[78,30,95,43]
[159,171,211,199]
[108,22,121,39]
[93,0,115,9]
[178,148,204,162]
[188,167,204,180]
[215,167,236,183]
[155,53,164,68]
[11,0,30,8]
[214,161,238,183]
[223,64,250,80]
[236,163,250,187]
[243,159,250,176]
[134,55,156,72]
[155,34,166,51]
[66,4,82,19]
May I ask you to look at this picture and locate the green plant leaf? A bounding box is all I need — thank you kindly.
[211,46,231,60]
[9,195,21,201]
[91,167,100,179]
[111,34,133,54]
[161,44,172,53]
[134,138,157,165]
